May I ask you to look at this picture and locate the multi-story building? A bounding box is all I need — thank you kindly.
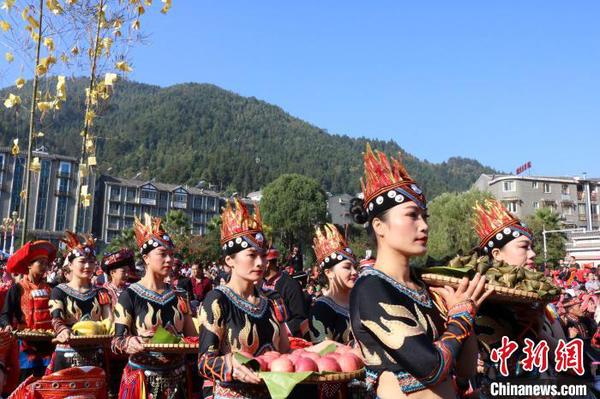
[94,175,222,243]
[473,174,600,229]
[0,147,82,245]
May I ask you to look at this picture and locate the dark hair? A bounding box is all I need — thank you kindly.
[349,197,390,247]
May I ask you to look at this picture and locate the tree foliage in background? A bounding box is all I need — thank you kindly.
[426,190,493,261]
[523,208,566,267]
[261,174,328,255]
[0,80,497,199]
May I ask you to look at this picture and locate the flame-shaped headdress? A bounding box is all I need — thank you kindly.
[473,199,533,254]
[360,144,426,220]
[133,214,174,255]
[62,231,96,261]
[220,198,266,255]
[313,223,355,269]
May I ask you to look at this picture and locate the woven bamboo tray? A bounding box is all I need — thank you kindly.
[15,330,55,341]
[143,343,199,354]
[421,273,558,303]
[67,334,113,347]
[303,368,365,383]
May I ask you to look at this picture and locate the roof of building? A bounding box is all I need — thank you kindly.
[480,173,600,185]
[102,175,221,197]
[0,147,78,162]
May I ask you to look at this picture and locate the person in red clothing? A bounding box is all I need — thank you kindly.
[0,240,56,380]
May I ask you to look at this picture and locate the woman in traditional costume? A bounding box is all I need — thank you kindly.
[101,248,134,307]
[49,232,112,372]
[349,144,492,399]
[0,240,56,380]
[111,214,196,399]
[309,223,357,344]
[472,199,566,386]
[198,198,292,399]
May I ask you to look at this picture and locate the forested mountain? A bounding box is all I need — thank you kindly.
[0,78,497,197]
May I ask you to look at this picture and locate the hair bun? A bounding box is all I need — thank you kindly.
[349,197,368,224]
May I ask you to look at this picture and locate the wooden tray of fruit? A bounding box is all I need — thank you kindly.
[143,343,199,354]
[420,255,560,304]
[421,273,551,304]
[304,368,365,382]
[15,329,55,341]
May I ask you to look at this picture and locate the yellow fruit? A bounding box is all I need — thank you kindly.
[100,318,114,335]
[72,320,105,336]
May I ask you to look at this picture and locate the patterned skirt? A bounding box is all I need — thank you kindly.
[118,360,190,399]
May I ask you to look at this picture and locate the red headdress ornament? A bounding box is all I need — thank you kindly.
[6,240,56,275]
[133,213,174,255]
[360,143,426,219]
[220,198,266,255]
[62,231,96,261]
[312,223,355,269]
[473,199,533,254]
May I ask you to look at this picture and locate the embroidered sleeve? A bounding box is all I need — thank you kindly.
[198,290,233,382]
[49,286,68,334]
[352,277,474,388]
[309,300,337,344]
[97,288,111,306]
[176,290,191,315]
[111,289,135,355]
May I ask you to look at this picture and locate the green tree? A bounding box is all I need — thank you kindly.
[426,190,493,260]
[261,174,329,255]
[164,210,191,236]
[523,208,566,266]
[105,227,137,259]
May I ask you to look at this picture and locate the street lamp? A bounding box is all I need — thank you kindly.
[2,211,22,255]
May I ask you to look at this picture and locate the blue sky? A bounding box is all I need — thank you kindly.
[6,2,600,176]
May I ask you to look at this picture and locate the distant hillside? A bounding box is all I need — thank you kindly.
[0,78,497,197]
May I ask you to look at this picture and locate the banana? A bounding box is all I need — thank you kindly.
[72,320,106,336]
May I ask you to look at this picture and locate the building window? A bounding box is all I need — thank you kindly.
[10,157,25,213]
[56,175,69,193]
[108,216,120,229]
[505,201,518,213]
[126,188,136,202]
[532,201,540,209]
[172,189,188,209]
[140,185,157,205]
[206,196,217,210]
[125,204,135,216]
[35,159,52,230]
[55,196,68,231]
[109,186,121,201]
[543,183,551,193]
[561,184,570,195]
[563,205,573,215]
[193,195,204,209]
[58,161,71,176]
[0,153,4,185]
[532,181,538,189]
[109,202,121,215]
[503,181,515,192]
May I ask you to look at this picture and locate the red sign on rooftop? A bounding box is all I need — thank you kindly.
[516,161,532,175]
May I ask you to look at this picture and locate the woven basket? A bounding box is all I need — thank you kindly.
[15,330,55,341]
[304,368,365,383]
[143,343,199,354]
[68,334,113,347]
[420,273,556,303]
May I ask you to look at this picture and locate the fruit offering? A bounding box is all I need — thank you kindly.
[243,345,364,373]
[71,320,108,336]
[423,253,560,299]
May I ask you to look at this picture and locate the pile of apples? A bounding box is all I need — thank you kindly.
[242,345,364,373]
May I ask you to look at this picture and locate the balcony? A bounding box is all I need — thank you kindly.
[171,201,187,209]
[139,197,156,206]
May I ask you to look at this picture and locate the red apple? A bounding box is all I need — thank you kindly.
[338,353,363,372]
[270,357,295,372]
[316,357,341,372]
[287,354,300,363]
[292,349,306,356]
[255,356,270,371]
[325,352,341,361]
[263,351,281,359]
[303,352,321,362]
[294,357,319,372]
